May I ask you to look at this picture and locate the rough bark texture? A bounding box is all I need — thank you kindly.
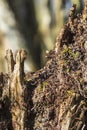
[0,1,87,130]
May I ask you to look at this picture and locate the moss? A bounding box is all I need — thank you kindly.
[62,63,71,73]
[62,45,72,56]
[66,68,70,73]
[36,81,48,93]
[67,90,73,96]
[73,51,80,59]
[63,60,69,65]
[61,45,80,74]
[62,45,80,60]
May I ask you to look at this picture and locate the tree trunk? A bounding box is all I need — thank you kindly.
[0,1,87,130]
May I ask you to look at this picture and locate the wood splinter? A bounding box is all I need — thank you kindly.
[6,49,27,130]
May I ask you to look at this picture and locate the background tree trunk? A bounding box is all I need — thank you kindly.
[0,0,84,72]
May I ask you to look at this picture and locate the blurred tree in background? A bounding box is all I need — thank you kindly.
[0,0,84,72]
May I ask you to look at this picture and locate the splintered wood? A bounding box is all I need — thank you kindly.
[6,49,27,130]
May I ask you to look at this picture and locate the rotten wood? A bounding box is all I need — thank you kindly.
[0,1,87,130]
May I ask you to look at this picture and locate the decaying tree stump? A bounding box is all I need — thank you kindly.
[0,1,87,130]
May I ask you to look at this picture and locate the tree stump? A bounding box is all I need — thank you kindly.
[0,1,87,130]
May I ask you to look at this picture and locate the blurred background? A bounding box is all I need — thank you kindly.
[0,0,84,72]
